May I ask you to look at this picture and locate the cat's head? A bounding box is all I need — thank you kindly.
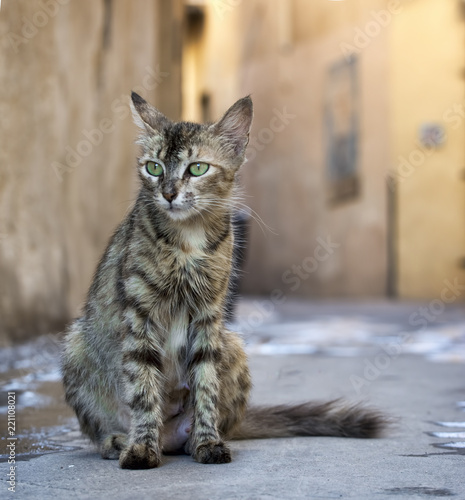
[130,92,253,221]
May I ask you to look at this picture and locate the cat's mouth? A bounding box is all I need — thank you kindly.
[162,202,194,221]
[156,194,197,221]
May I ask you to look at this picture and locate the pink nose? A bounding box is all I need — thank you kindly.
[163,192,177,203]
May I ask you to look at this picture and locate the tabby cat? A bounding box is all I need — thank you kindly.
[61,93,386,469]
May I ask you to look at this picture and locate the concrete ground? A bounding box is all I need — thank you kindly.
[1,299,464,499]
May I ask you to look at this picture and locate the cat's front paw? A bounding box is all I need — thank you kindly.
[119,443,162,469]
[193,442,232,464]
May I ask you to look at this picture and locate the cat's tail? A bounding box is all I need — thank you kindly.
[229,400,389,440]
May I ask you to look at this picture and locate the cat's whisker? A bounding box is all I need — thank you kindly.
[200,197,277,237]
[190,206,208,225]
[229,201,277,236]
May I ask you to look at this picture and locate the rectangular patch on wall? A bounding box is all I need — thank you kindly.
[324,56,360,205]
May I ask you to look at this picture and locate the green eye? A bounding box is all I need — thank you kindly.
[146,161,163,176]
[189,162,210,177]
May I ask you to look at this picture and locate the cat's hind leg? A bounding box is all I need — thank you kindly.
[62,321,128,460]
[63,363,129,460]
[63,369,129,459]
[217,331,252,439]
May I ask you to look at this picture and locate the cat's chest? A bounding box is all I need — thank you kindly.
[164,308,190,383]
[170,226,212,283]
[126,222,228,311]
[158,305,192,386]
[177,225,207,257]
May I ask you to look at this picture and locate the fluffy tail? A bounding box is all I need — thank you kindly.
[230,400,388,440]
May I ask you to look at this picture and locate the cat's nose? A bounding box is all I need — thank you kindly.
[162,191,178,203]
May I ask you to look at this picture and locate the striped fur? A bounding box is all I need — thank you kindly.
[62,94,387,470]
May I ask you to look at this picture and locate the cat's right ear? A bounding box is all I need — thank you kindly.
[130,92,170,133]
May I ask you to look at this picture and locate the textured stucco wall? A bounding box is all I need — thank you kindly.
[187,0,465,300]
[0,0,181,344]
[186,0,390,298]
[391,0,465,298]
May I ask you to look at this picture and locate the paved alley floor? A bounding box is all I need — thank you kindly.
[1,299,464,499]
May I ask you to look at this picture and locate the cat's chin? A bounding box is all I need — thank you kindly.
[164,207,194,222]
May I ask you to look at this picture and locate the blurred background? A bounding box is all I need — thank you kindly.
[1,0,465,346]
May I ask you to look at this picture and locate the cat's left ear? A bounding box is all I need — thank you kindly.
[130,92,170,133]
[212,96,253,157]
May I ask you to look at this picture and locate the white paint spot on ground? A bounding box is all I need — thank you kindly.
[434,422,465,428]
[429,431,465,439]
[435,442,465,449]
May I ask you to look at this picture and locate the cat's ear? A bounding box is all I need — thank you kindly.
[213,96,253,157]
[130,92,170,133]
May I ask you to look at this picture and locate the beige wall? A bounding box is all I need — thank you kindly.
[185,0,465,300]
[187,0,391,297]
[182,2,243,121]
[391,0,465,298]
[2,0,464,347]
[0,0,181,344]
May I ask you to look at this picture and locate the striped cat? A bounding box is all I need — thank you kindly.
[61,93,386,469]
